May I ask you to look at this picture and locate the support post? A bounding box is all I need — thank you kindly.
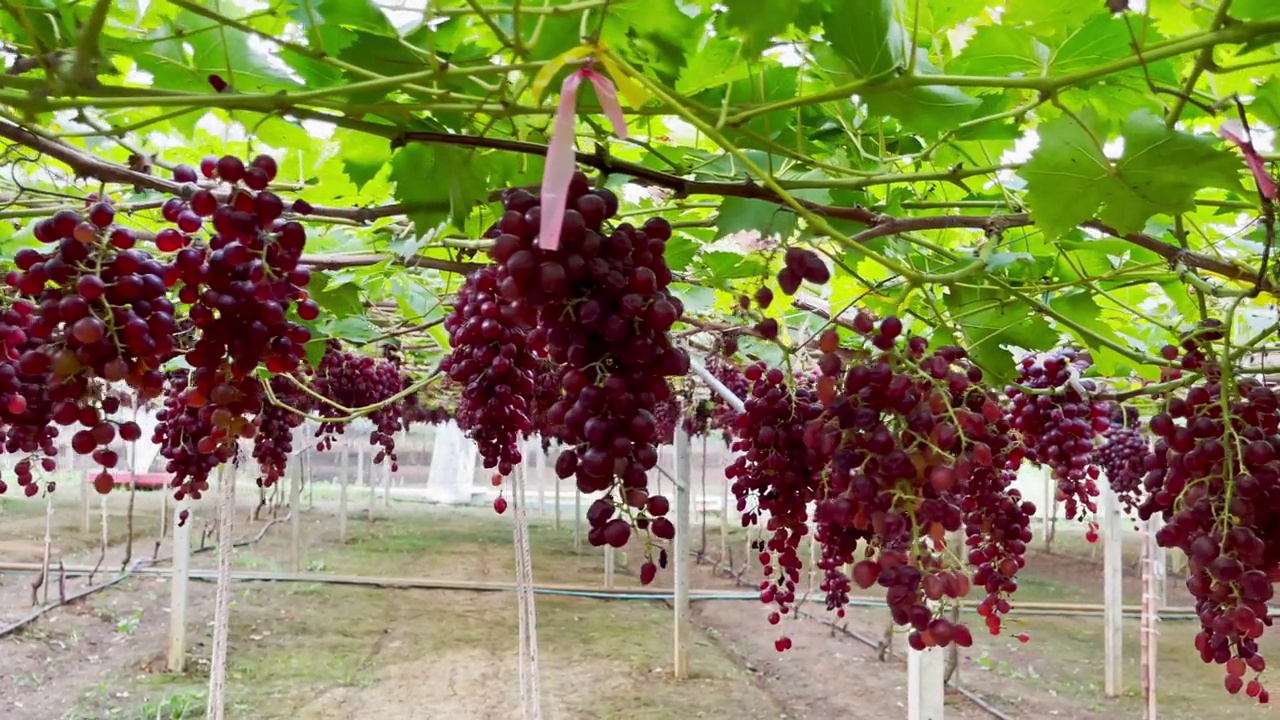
[290,455,303,573]
[206,466,235,720]
[382,454,392,509]
[908,644,946,720]
[77,452,89,534]
[1103,484,1124,697]
[167,499,190,673]
[1141,518,1159,720]
[362,445,373,521]
[338,445,349,544]
[1149,513,1167,609]
[673,425,692,679]
[553,444,561,531]
[574,486,582,553]
[604,545,615,589]
[535,439,545,516]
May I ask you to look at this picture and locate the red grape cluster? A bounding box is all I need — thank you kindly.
[704,356,748,444]
[681,399,711,437]
[654,396,679,445]
[1006,349,1110,520]
[1094,404,1150,513]
[440,266,537,474]
[806,317,1026,649]
[1140,332,1276,702]
[526,360,565,440]
[776,247,830,295]
[153,370,235,499]
[310,340,405,469]
[725,361,827,650]
[472,174,687,554]
[251,374,310,487]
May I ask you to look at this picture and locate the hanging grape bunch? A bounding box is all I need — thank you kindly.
[1140,325,1277,703]
[1006,348,1111,520]
[252,373,311,488]
[703,356,748,445]
[796,316,1027,652]
[153,369,235,499]
[1094,404,1149,513]
[446,171,688,561]
[310,340,406,469]
[440,265,538,474]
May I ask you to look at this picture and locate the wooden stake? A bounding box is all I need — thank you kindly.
[382,454,392,509]
[291,454,303,573]
[603,546,615,589]
[38,487,52,606]
[535,439,545,516]
[167,498,190,673]
[338,445,349,543]
[1141,518,1159,720]
[673,426,692,679]
[552,442,561,530]
[362,445,374,521]
[1103,484,1124,697]
[77,452,89,534]
[206,465,235,720]
[908,643,946,720]
[574,486,582,554]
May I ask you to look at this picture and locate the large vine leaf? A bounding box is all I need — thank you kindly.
[1019,109,1244,239]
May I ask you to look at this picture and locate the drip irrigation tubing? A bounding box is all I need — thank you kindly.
[0,563,1202,619]
[0,513,287,641]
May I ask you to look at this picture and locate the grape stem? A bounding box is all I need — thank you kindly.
[262,370,442,423]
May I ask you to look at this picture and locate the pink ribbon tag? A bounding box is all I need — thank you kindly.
[1219,120,1277,201]
[538,67,629,250]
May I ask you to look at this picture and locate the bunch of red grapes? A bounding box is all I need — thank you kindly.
[1094,404,1149,513]
[449,173,686,560]
[310,340,405,469]
[440,266,537,474]
[1006,348,1110,520]
[1139,329,1277,703]
[704,356,748,444]
[653,396,679,445]
[803,317,1026,650]
[251,374,311,487]
[725,361,827,651]
[153,369,236,499]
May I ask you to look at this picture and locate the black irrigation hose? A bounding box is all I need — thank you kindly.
[0,513,289,641]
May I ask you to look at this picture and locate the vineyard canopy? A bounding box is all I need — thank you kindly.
[0,0,1278,387]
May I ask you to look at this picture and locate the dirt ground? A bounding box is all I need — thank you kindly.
[0,487,1276,719]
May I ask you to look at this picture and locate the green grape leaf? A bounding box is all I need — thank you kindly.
[1099,110,1245,233]
[701,252,768,282]
[716,197,798,240]
[1017,110,1114,240]
[1233,0,1280,20]
[307,271,365,319]
[335,130,391,192]
[943,286,1058,382]
[663,236,700,272]
[390,145,487,234]
[325,316,380,344]
[1047,292,1127,377]
[823,0,900,77]
[721,0,797,55]
[1019,109,1244,239]
[950,26,1046,76]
